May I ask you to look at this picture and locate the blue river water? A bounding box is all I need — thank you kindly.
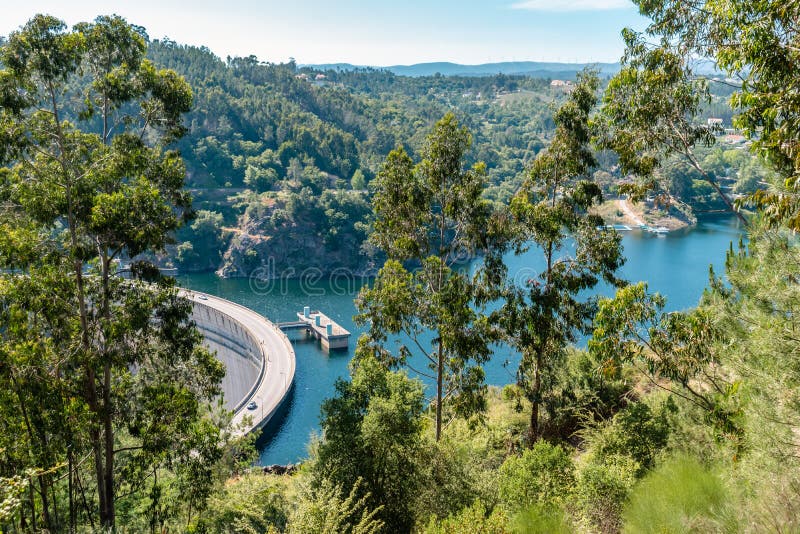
[177,216,744,465]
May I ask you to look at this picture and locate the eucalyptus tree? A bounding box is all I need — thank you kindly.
[589,282,743,452]
[496,72,625,444]
[0,14,224,530]
[600,30,747,225]
[314,351,425,532]
[603,0,800,229]
[356,113,495,441]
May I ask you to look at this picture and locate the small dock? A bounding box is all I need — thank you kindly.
[278,307,350,350]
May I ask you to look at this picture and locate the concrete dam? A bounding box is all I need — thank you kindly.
[183,291,296,435]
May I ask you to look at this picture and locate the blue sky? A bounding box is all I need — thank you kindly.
[1,0,649,65]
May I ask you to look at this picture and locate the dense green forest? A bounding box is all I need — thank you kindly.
[2,1,800,533]
[145,40,557,277]
[144,39,769,277]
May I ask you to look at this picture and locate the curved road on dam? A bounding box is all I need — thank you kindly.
[182,290,296,435]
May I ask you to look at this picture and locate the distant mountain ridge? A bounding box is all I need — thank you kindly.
[301,61,622,78]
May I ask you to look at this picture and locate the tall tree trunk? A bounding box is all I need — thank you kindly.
[68,450,76,533]
[27,483,36,532]
[436,175,447,442]
[435,342,443,441]
[103,361,114,528]
[100,253,115,528]
[527,351,542,446]
[75,464,95,531]
[87,368,107,528]
[48,475,59,532]
[10,375,53,531]
[37,472,52,532]
[51,79,109,529]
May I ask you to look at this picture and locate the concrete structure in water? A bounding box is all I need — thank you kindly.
[183,290,295,436]
[278,307,350,350]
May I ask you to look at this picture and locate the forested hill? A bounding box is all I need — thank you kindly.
[145,41,760,279]
[146,40,559,277]
[303,60,622,78]
[147,40,556,190]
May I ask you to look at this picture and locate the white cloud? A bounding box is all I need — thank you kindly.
[511,0,632,11]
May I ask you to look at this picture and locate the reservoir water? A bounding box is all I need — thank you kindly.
[178,216,744,465]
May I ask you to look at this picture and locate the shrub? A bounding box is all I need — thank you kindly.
[195,473,287,533]
[622,455,733,533]
[244,165,278,192]
[313,355,425,532]
[413,437,484,523]
[575,454,638,533]
[497,441,575,511]
[289,477,383,534]
[541,348,632,440]
[501,384,523,404]
[593,401,673,476]
[512,504,572,534]
[422,501,510,534]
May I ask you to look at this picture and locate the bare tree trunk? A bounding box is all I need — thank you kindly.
[527,351,542,446]
[68,450,76,533]
[87,368,107,528]
[10,375,53,531]
[51,78,109,529]
[75,464,95,531]
[101,253,115,528]
[435,343,443,441]
[103,361,114,528]
[37,475,52,532]
[27,482,36,532]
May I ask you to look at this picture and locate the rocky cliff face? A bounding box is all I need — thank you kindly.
[216,190,374,279]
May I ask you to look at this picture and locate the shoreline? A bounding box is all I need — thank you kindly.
[592,198,693,232]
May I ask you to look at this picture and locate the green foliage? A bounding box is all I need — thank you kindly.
[632,0,800,229]
[0,14,229,531]
[5,7,800,534]
[622,455,733,533]
[244,165,279,193]
[176,210,228,271]
[0,471,32,525]
[313,353,425,532]
[600,27,745,223]
[195,473,288,533]
[139,40,561,275]
[592,402,673,476]
[591,282,743,449]
[289,477,384,534]
[601,31,711,182]
[541,347,633,440]
[703,227,800,463]
[422,501,511,534]
[350,169,367,190]
[412,436,491,523]
[640,146,773,215]
[219,186,371,277]
[497,441,575,512]
[730,457,800,531]
[493,70,625,444]
[357,113,496,440]
[511,504,572,534]
[575,454,638,532]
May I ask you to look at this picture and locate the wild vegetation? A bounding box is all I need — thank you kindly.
[142,33,768,277]
[2,0,800,532]
[0,15,249,532]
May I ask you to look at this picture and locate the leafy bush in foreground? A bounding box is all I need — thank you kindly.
[622,455,733,534]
